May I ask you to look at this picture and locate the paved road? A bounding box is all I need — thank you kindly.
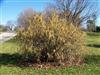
[0,32,17,43]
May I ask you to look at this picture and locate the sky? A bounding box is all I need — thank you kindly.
[0,0,54,25]
[0,0,100,26]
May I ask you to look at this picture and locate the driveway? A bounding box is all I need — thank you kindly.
[0,32,17,43]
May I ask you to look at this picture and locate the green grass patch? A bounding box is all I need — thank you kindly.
[0,32,100,75]
[0,38,20,54]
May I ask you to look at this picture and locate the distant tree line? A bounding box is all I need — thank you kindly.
[87,14,100,32]
[96,26,100,32]
[0,21,17,32]
[0,24,13,32]
[0,25,7,32]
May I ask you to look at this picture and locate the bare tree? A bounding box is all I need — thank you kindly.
[6,21,15,31]
[48,0,97,26]
[87,14,97,32]
[17,8,36,29]
[44,3,57,17]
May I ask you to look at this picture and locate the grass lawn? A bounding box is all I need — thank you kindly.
[0,32,100,75]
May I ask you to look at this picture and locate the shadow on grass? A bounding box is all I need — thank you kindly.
[87,44,100,48]
[0,53,100,67]
[0,53,22,67]
[84,55,100,64]
[87,32,100,36]
[0,53,37,67]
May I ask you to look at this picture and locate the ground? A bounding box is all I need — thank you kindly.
[0,32,16,43]
[0,32,100,75]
